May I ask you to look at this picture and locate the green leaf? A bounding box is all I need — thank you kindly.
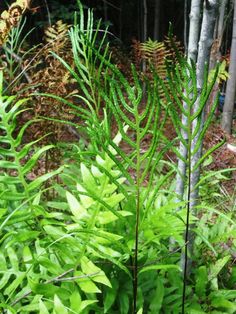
[0,208,7,219]
[53,295,68,314]
[0,191,25,201]
[7,247,19,271]
[208,256,231,281]
[8,230,40,244]
[81,163,96,187]
[0,161,18,169]
[4,272,25,296]
[27,166,64,191]
[195,266,208,298]
[66,191,88,220]
[104,193,125,207]
[43,225,66,239]
[30,281,59,297]
[0,303,16,314]
[0,272,12,290]
[0,175,21,185]
[194,228,217,256]
[79,300,98,313]
[139,264,181,274]
[77,185,94,209]
[47,201,68,211]
[149,277,164,312]
[97,210,132,225]
[119,292,129,314]
[211,297,236,311]
[70,291,81,311]
[75,271,101,293]
[38,256,63,275]
[22,145,53,174]
[210,290,236,300]
[104,280,118,313]
[81,256,111,287]
[39,300,50,314]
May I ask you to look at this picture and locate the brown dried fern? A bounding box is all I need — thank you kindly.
[44,20,70,52]
[132,37,183,79]
[14,20,77,145]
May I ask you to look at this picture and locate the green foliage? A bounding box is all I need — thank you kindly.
[0,2,235,314]
[51,1,110,116]
[0,18,35,93]
[208,60,229,84]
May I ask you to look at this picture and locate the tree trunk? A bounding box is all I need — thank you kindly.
[209,0,227,70]
[143,0,148,42]
[206,0,228,116]
[153,0,161,41]
[142,0,148,79]
[190,0,219,209]
[217,0,228,45]
[175,0,202,201]
[184,0,188,51]
[188,0,202,62]
[221,0,236,134]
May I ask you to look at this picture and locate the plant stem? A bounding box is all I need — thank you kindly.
[181,167,191,314]
[181,94,192,313]
[133,186,140,313]
[133,107,141,314]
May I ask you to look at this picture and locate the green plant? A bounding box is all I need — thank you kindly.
[0,71,65,312]
[41,3,235,312]
[1,2,236,313]
[0,17,35,93]
[50,2,110,117]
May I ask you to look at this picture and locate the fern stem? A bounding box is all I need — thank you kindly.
[181,160,191,314]
[181,94,193,313]
[133,107,141,314]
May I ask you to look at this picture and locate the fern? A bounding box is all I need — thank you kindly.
[0,72,65,311]
[132,36,183,81]
[51,12,181,311]
[140,38,169,78]
[44,20,70,52]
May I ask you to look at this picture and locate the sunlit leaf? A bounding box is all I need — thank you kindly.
[66,191,88,220]
[53,295,68,314]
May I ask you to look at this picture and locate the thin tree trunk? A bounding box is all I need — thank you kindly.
[153,0,161,41]
[218,0,228,45]
[142,0,148,84]
[207,0,227,115]
[221,0,236,134]
[119,2,122,40]
[190,0,219,209]
[184,0,188,52]
[175,0,201,201]
[188,0,202,62]
[209,0,227,70]
[143,0,148,42]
